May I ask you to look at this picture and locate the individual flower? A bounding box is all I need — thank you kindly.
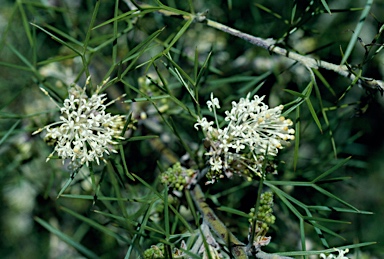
[320,248,350,259]
[194,93,294,183]
[206,92,221,112]
[33,77,126,166]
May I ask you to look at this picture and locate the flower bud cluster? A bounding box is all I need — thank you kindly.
[249,191,275,235]
[143,243,185,259]
[33,77,126,166]
[143,243,165,259]
[195,93,295,184]
[160,162,196,191]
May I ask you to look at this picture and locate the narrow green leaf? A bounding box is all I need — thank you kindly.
[283,81,313,116]
[34,217,99,259]
[238,72,271,95]
[0,61,32,71]
[82,0,101,52]
[265,180,312,187]
[120,28,164,76]
[283,89,307,98]
[92,9,138,30]
[184,189,199,225]
[61,206,129,243]
[60,194,156,204]
[164,186,170,239]
[290,2,297,24]
[299,218,306,251]
[309,221,346,240]
[163,18,193,54]
[6,43,35,71]
[312,157,351,183]
[254,3,287,23]
[276,242,376,257]
[268,182,331,248]
[118,144,135,181]
[195,52,213,86]
[304,208,329,248]
[17,0,33,46]
[93,209,163,235]
[163,54,197,103]
[306,97,322,133]
[169,117,194,159]
[107,162,129,219]
[132,173,194,232]
[302,216,350,224]
[313,69,336,96]
[40,24,83,47]
[37,53,79,66]
[307,205,372,214]
[164,53,196,86]
[340,0,373,65]
[124,95,170,103]
[125,135,159,142]
[287,80,322,133]
[293,107,300,170]
[311,70,337,156]
[338,69,362,102]
[126,202,158,258]
[283,98,305,117]
[193,48,199,84]
[315,176,352,184]
[30,23,82,56]
[56,166,82,198]
[320,0,332,14]
[312,185,360,212]
[267,184,303,218]
[208,74,266,85]
[0,4,17,52]
[122,79,194,117]
[113,0,121,64]
[0,120,20,146]
[217,206,250,218]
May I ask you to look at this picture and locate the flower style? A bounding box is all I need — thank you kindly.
[33,77,126,166]
[320,248,350,259]
[194,93,295,183]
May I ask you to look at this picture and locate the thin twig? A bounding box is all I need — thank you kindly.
[202,17,384,92]
[128,1,384,93]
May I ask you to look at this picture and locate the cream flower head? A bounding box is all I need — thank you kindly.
[33,77,126,166]
[195,93,295,183]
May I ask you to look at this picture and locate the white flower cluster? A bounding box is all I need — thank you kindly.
[33,77,126,166]
[195,93,295,183]
[320,248,350,259]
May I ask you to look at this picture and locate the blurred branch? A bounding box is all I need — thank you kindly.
[127,1,384,94]
[191,184,294,259]
[191,184,248,258]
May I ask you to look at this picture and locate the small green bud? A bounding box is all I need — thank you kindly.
[262,223,268,229]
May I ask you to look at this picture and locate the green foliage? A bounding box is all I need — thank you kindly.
[1,0,383,258]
